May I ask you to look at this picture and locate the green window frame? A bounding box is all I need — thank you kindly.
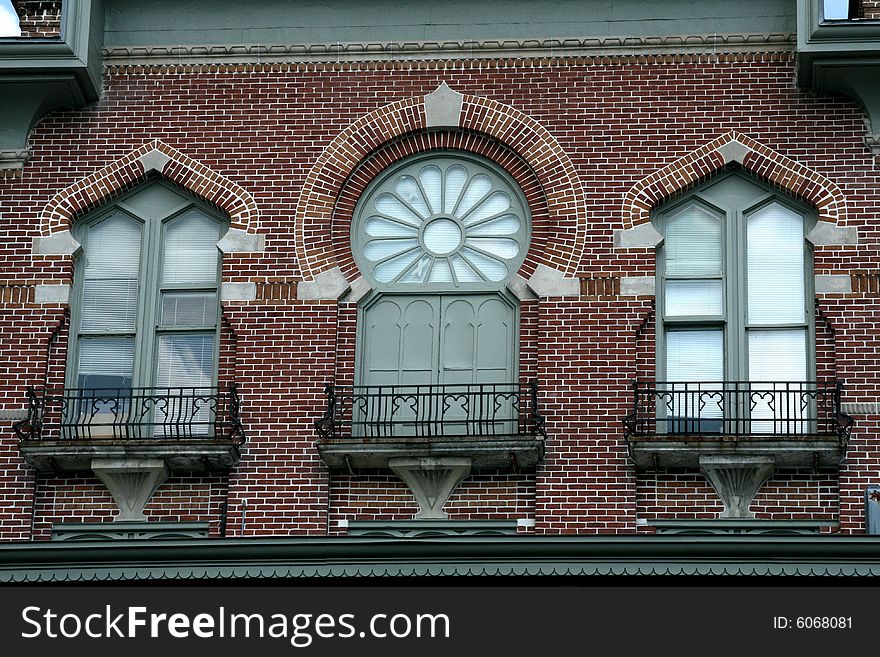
[68,180,227,395]
[653,171,817,430]
[351,151,531,292]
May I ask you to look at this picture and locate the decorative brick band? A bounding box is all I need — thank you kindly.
[579,276,620,298]
[621,131,847,230]
[39,140,259,237]
[294,83,587,281]
[255,279,299,302]
[0,283,35,305]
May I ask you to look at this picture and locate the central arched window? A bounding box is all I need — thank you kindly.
[352,152,530,291]
[352,152,531,389]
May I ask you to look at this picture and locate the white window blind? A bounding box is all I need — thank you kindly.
[666,329,723,421]
[665,280,723,317]
[156,333,215,388]
[77,337,134,388]
[748,329,808,432]
[81,213,141,332]
[665,205,722,276]
[161,211,221,284]
[747,203,805,325]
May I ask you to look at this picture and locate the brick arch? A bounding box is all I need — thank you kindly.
[331,132,551,282]
[39,140,259,236]
[621,131,848,229]
[294,89,587,280]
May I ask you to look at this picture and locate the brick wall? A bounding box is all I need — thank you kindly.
[1,51,879,539]
[11,1,61,37]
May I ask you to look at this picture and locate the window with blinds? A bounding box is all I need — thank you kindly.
[655,172,813,435]
[70,181,226,434]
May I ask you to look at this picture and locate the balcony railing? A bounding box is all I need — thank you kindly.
[623,380,853,442]
[315,382,546,441]
[14,385,245,443]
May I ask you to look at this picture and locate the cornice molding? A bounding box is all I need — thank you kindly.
[3,534,880,582]
[101,33,796,66]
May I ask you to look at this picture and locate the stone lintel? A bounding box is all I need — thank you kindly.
[620,276,655,296]
[525,264,580,298]
[34,284,70,304]
[814,274,852,294]
[220,281,257,302]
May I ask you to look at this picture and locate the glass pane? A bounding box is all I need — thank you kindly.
[665,280,723,316]
[81,213,141,332]
[400,255,433,283]
[364,216,418,237]
[419,165,442,214]
[422,219,462,255]
[464,237,520,259]
[77,337,134,390]
[162,211,222,284]
[665,330,723,432]
[450,254,481,282]
[747,203,805,325]
[375,193,422,226]
[363,238,419,262]
[155,333,216,435]
[460,247,507,281]
[428,259,453,283]
[665,205,722,276]
[161,292,217,327]
[156,333,215,388]
[468,214,520,236]
[748,329,808,433]
[374,250,421,282]
[394,175,430,218]
[456,174,492,216]
[444,165,468,214]
[462,191,511,225]
[823,0,849,19]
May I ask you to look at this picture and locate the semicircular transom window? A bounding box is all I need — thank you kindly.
[353,153,531,289]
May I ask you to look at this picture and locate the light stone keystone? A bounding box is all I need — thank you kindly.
[716,139,752,164]
[138,149,171,174]
[805,221,858,246]
[424,82,464,128]
[506,273,538,300]
[343,276,373,303]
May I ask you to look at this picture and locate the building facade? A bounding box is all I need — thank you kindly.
[2,0,880,579]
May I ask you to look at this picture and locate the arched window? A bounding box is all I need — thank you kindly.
[70,181,227,401]
[351,152,531,389]
[653,171,816,433]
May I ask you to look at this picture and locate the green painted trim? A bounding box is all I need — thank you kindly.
[0,0,103,157]
[653,171,817,401]
[3,535,880,581]
[68,180,228,393]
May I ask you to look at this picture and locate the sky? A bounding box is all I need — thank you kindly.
[0,0,20,37]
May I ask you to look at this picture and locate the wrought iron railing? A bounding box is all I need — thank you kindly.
[13,385,245,443]
[315,382,546,441]
[623,380,853,442]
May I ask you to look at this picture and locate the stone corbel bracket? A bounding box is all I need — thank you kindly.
[700,455,774,519]
[389,457,472,520]
[91,458,169,522]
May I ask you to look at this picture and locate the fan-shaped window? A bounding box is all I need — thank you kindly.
[352,153,530,290]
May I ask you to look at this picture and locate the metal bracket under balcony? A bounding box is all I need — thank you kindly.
[623,380,853,470]
[315,383,546,472]
[14,385,246,474]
